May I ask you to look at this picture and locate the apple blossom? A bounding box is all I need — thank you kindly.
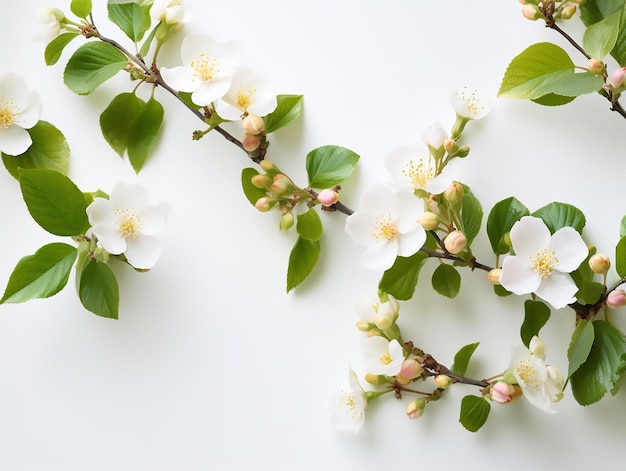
[499,216,588,309]
[151,0,190,29]
[607,288,626,308]
[0,73,42,156]
[356,295,399,331]
[362,337,404,376]
[214,68,277,121]
[160,34,240,106]
[345,185,426,271]
[451,86,490,121]
[386,145,452,195]
[86,182,170,270]
[33,7,65,43]
[331,370,367,433]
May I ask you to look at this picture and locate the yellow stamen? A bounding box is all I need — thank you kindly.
[116,208,141,238]
[191,53,220,82]
[402,158,434,189]
[515,359,538,387]
[457,86,484,118]
[371,213,398,243]
[379,352,392,365]
[530,248,558,278]
[236,85,256,110]
[0,102,16,128]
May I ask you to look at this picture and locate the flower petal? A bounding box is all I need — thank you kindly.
[510,216,551,257]
[361,239,398,271]
[534,271,578,309]
[14,92,41,129]
[550,226,588,272]
[0,125,32,156]
[139,201,171,235]
[124,235,162,269]
[500,255,541,295]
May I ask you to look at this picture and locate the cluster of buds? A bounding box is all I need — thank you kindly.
[519,0,582,22]
[251,160,313,230]
[423,182,468,255]
[242,114,269,160]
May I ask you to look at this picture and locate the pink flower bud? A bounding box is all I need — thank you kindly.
[444,230,467,254]
[406,398,426,419]
[487,268,502,285]
[490,382,521,404]
[395,359,424,385]
[587,59,605,76]
[607,289,626,308]
[254,197,272,212]
[242,133,261,152]
[251,174,271,189]
[608,67,626,89]
[317,188,339,207]
[522,4,541,20]
[444,138,458,153]
[242,114,265,135]
[270,174,292,196]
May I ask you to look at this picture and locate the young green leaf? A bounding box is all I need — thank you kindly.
[107,2,152,42]
[2,121,70,178]
[580,0,626,66]
[241,168,266,206]
[532,201,586,234]
[127,97,164,172]
[459,184,483,245]
[76,260,120,319]
[1,243,77,303]
[296,208,323,242]
[19,168,88,236]
[567,320,595,378]
[263,94,304,134]
[70,0,92,18]
[583,11,621,60]
[286,237,320,292]
[100,92,144,156]
[620,214,626,238]
[44,32,79,66]
[306,145,360,189]
[520,300,551,347]
[451,342,479,376]
[459,395,490,432]
[615,235,626,278]
[487,197,529,254]
[64,42,128,95]
[431,263,461,298]
[570,320,626,405]
[378,250,430,301]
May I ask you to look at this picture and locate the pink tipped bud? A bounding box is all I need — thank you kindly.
[254,197,273,212]
[608,67,626,89]
[444,230,467,254]
[444,138,458,153]
[251,174,271,189]
[487,268,502,285]
[242,114,265,135]
[444,182,464,205]
[587,58,605,76]
[588,253,610,275]
[242,133,261,152]
[270,174,292,196]
[317,188,339,207]
[396,359,424,385]
[406,398,426,419]
[607,289,626,309]
[490,382,522,404]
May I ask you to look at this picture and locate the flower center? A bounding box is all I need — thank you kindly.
[116,208,142,238]
[371,214,398,242]
[457,86,484,118]
[379,352,393,365]
[515,359,538,387]
[236,85,256,110]
[530,248,558,278]
[0,102,16,128]
[191,53,220,82]
[402,158,433,189]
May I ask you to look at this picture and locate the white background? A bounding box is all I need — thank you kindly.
[2,1,626,470]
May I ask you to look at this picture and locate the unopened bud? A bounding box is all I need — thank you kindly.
[444,182,464,205]
[251,173,271,189]
[490,382,522,404]
[529,336,545,358]
[270,174,292,196]
[365,373,388,385]
[242,133,261,152]
[254,197,273,212]
[443,138,458,154]
[608,67,626,90]
[317,188,339,207]
[588,253,610,275]
[260,160,275,172]
[456,145,470,158]
[418,211,440,230]
[433,374,452,388]
[607,289,626,308]
[93,246,110,264]
[242,114,265,135]
[279,211,294,230]
[559,4,576,19]
[487,268,502,285]
[356,320,371,332]
[444,230,467,254]
[587,58,605,76]
[522,4,542,20]
[395,359,424,385]
[406,398,427,419]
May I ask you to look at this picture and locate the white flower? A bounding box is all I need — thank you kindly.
[345,185,426,271]
[160,34,240,106]
[33,8,64,43]
[451,86,490,120]
[499,216,588,309]
[151,0,190,28]
[362,337,404,376]
[331,370,367,433]
[509,336,564,413]
[214,67,277,120]
[86,182,170,270]
[0,73,42,156]
[356,295,399,330]
[386,145,452,195]
[421,121,448,151]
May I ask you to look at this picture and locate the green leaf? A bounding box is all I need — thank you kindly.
[498,42,599,103]
[532,201,586,234]
[459,395,491,433]
[241,168,265,206]
[1,243,77,303]
[570,320,626,405]
[70,0,92,18]
[616,235,626,278]
[44,32,79,66]
[64,41,128,95]
[567,320,595,378]
[620,214,626,237]
[451,342,479,376]
[286,237,320,292]
[459,183,482,245]
[306,145,360,189]
[520,300,551,347]
[577,281,606,305]
[107,2,152,42]
[19,168,88,236]
[263,95,304,134]
[378,250,430,301]
[532,93,575,106]
[486,197,530,254]
[583,11,621,59]
[100,92,144,156]
[580,0,626,66]
[127,97,164,172]
[431,263,461,298]
[76,260,119,319]
[493,284,512,297]
[296,208,323,242]
[2,121,70,178]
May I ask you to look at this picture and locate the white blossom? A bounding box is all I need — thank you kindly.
[0,73,41,156]
[214,67,277,120]
[331,370,367,433]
